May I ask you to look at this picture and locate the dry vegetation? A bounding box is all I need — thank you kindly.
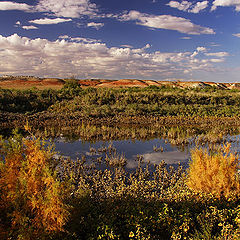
[2,80,240,137]
[187,144,240,198]
[0,130,68,239]
[0,131,240,239]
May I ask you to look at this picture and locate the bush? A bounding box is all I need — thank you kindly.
[187,144,240,198]
[0,130,69,239]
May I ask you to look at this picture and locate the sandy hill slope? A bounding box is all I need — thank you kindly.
[0,76,240,90]
[0,76,64,89]
[97,79,149,88]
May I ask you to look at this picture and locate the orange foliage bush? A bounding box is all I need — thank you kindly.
[187,143,240,198]
[0,131,68,239]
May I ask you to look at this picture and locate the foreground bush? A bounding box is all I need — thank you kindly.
[187,144,240,198]
[0,131,69,239]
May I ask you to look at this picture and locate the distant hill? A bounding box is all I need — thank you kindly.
[1,76,240,90]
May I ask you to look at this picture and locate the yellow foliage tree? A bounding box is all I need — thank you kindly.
[187,143,240,198]
[0,131,69,239]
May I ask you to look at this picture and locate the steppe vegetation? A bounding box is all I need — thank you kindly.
[1,80,240,239]
[2,80,240,118]
[2,80,240,137]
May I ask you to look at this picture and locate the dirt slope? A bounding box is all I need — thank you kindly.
[0,76,240,90]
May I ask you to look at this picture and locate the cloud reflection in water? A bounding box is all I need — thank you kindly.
[127,150,190,169]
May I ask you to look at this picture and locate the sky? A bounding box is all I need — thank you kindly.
[0,0,240,82]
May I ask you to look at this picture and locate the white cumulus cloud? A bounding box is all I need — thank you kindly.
[87,22,104,29]
[197,47,207,52]
[22,25,39,30]
[210,58,224,63]
[211,0,240,11]
[36,0,98,18]
[0,0,99,18]
[167,1,192,11]
[118,10,214,35]
[233,33,240,37]
[59,35,101,43]
[0,1,33,11]
[191,47,206,58]
[205,52,229,57]
[180,36,191,39]
[29,18,72,25]
[190,1,208,13]
[167,1,208,13]
[0,34,225,80]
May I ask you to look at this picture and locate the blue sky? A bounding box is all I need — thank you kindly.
[0,0,240,82]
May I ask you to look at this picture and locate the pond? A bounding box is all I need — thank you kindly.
[53,134,240,170]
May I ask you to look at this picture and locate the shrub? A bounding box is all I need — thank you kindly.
[187,144,240,198]
[0,130,69,239]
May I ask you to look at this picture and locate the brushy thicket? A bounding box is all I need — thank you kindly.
[1,83,240,117]
[1,132,240,239]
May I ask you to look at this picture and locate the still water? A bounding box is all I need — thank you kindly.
[52,131,240,170]
[54,137,195,169]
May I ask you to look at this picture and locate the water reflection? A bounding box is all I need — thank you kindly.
[54,138,191,169]
[128,151,189,169]
[51,124,240,170]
